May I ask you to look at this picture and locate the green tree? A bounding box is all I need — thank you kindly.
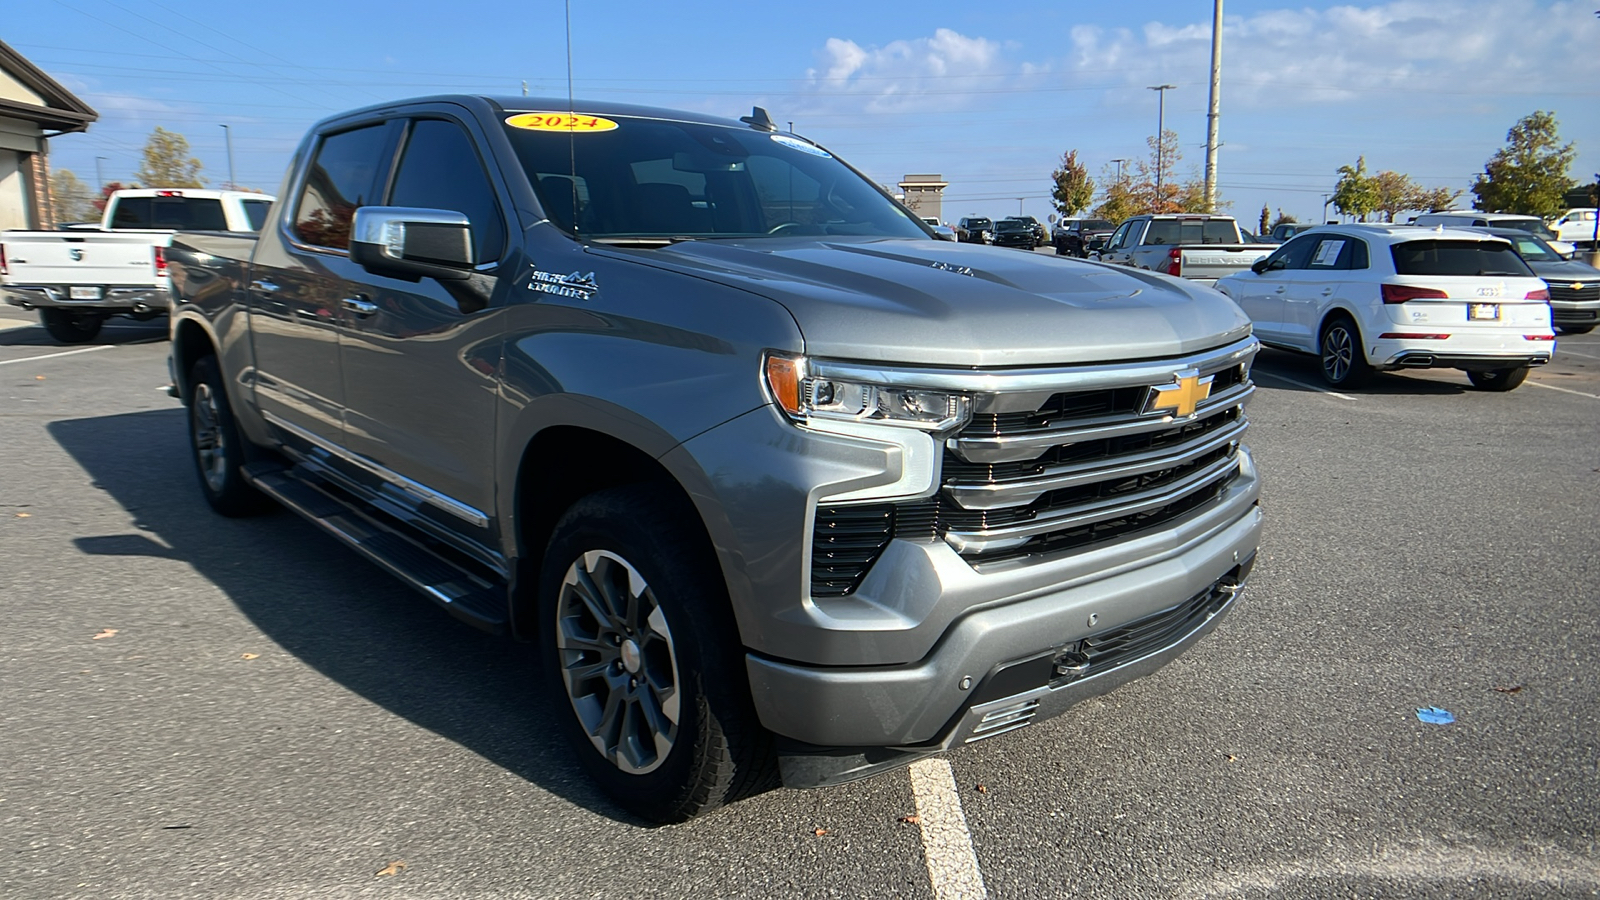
[1470,111,1576,217]
[1050,150,1095,217]
[1411,186,1461,214]
[1258,204,1270,236]
[1270,210,1297,230]
[1370,170,1420,223]
[134,126,205,188]
[49,168,97,223]
[1332,156,1379,221]
[1091,165,1139,223]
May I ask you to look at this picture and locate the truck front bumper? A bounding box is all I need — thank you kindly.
[3,285,170,312]
[746,454,1261,759]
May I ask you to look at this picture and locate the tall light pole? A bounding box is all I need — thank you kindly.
[1017,197,1025,215]
[1148,84,1176,206]
[219,124,237,190]
[1111,158,1129,185]
[94,156,107,191]
[1322,193,1333,223]
[1203,0,1223,212]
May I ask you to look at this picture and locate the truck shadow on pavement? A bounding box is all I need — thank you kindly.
[49,408,645,826]
[0,319,168,347]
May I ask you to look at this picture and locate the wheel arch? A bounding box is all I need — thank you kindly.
[170,313,219,403]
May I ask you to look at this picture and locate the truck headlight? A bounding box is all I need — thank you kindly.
[764,352,971,432]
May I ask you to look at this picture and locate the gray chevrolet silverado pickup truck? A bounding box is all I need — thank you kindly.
[166,95,1262,823]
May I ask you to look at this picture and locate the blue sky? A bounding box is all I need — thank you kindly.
[9,0,1599,226]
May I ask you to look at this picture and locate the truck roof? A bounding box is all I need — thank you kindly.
[312,94,752,133]
[110,188,276,201]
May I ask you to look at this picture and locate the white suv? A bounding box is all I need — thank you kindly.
[1549,208,1597,246]
[1215,225,1554,391]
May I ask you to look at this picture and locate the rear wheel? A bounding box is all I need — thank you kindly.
[1466,366,1530,391]
[1319,315,1374,388]
[539,485,776,823]
[40,308,105,344]
[188,355,274,516]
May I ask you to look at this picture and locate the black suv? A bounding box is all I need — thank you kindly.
[956,216,993,244]
[1053,218,1115,257]
[992,218,1037,249]
[1005,215,1047,248]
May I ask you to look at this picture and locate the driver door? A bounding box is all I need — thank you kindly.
[1231,234,1317,344]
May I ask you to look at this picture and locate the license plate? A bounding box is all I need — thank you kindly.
[1468,303,1499,321]
[69,286,103,300]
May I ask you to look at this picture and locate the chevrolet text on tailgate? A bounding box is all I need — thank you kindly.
[165,96,1263,822]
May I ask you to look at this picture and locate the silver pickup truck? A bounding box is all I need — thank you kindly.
[165,95,1262,822]
[1096,214,1276,285]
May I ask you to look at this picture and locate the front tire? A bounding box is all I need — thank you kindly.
[539,485,776,823]
[40,308,105,344]
[187,355,273,517]
[1466,366,1530,391]
[1320,315,1374,388]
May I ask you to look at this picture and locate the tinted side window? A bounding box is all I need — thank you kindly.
[1266,233,1319,270]
[1391,240,1534,277]
[388,119,506,262]
[111,197,227,230]
[242,199,271,231]
[109,197,150,228]
[1307,236,1368,270]
[294,124,391,250]
[1108,221,1133,249]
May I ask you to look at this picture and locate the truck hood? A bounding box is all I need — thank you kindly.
[629,238,1251,366]
[1528,258,1600,281]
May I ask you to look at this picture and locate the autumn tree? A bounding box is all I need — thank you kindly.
[1092,165,1139,223]
[134,126,205,188]
[1470,111,1576,217]
[1270,210,1297,230]
[1411,186,1461,214]
[49,168,97,223]
[1050,150,1095,217]
[92,181,138,214]
[1257,204,1270,236]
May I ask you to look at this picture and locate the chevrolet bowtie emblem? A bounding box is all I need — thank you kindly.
[1573,282,1586,291]
[1143,369,1215,418]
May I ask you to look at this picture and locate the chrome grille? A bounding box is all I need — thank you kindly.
[939,339,1256,563]
[1547,281,1600,304]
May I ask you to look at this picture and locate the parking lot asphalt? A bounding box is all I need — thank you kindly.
[2,303,1597,899]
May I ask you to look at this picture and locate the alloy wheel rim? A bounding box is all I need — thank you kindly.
[555,549,681,775]
[191,383,228,492]
[1323,327,1353,382]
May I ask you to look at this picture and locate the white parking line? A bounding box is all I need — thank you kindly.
[1555,347,1600,360]
[909,758,988,900]
[1251,369,1357,401]
[1529,381,1600,400]
[0,345,112,366]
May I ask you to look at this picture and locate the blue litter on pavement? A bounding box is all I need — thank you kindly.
[1416,706,1455,724]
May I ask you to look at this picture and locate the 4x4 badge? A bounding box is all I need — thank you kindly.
[1143,369,1214,418]
[528,268,598,300]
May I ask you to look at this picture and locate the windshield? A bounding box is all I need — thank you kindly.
[1391,240,1534,277]
[1143,219,1240,245]
[967,218,992,229]
[1080,220,1113,231]
[995,220,1027,232]
[500,113,925,242]
[1499,234,1561,262]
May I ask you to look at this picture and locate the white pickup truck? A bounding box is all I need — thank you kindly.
[1,189,274,343]
[1095,214,1276,285]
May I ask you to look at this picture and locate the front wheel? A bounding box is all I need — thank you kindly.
[40,308,105,344]
[539,485,776,823]
[1320,316,1374,388]
[1466,366,1530,391]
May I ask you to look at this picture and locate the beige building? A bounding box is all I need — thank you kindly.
[0,40,97,230]
[898,174,947,223]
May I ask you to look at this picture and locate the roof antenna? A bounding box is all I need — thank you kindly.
[740,106,777,132]
[565,0,579,238]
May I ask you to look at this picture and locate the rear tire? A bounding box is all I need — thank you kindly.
[1319,315,1374,388]
[538,484,776,823]
[1466,366,1530,392]
[40,308,105,344]
[187,355,274,516]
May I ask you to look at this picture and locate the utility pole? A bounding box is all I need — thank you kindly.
[219,124,237,190]
[1017,198,1025,215]
[94,156,107,191]
[1148,84,1176,206]
[1204,0,1223,212]
[1322,193,1333,223]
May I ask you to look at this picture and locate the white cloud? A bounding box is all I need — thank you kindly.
[1070,0,1600,107]
[803,28,1044,113]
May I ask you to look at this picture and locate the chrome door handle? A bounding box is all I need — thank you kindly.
[342,296,378,317]
[250,279,280,293]
[1321,288,1335,296]
[1274,286,1286,293]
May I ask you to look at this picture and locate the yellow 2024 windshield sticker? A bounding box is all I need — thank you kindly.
[505,112,619,133]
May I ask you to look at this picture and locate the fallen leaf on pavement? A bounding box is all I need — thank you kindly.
[812,828,829,837]
[898,815,921,825]
[975,784,988,794]
[15,512,30,518]
[92,629,118,640]
[1225,754,1238,762]
[1493,685,1524,694]
[35,375,44,380]
[240,653,259,660]
[375,861,407,877]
